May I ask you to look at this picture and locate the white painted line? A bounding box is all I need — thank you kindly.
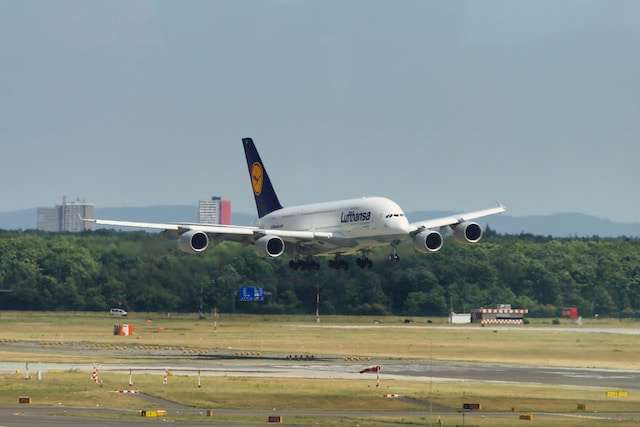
[544,412,615,420]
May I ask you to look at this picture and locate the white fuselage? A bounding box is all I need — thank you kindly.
[257,197,412,255]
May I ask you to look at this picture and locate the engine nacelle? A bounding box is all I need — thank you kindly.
[413,229,443,254]
[177,230,209,254]
[451,221,483,243]
[255,235,285,258]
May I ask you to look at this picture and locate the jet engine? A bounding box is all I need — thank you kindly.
[413,229,443,254]
[177,230,209,254]
[255,235,285,258]
[451,221,483,243]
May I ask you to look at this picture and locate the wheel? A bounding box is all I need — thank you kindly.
[340,260,349,270]
[366,259,373,268]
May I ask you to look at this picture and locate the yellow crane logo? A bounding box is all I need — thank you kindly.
[251,162,264,196]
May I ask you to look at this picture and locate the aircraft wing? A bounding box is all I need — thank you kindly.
[82,218,332,242]
[409,204,506,232]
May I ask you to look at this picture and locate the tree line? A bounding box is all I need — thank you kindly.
[0,229,639,317]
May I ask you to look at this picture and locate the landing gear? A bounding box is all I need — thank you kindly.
[328,256,349,270]
[289,258,320,271]
[387,246,400,263]
[356,253,373,269]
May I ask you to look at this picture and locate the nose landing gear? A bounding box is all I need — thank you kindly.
[356,253,373,269]
[387,246,400,263]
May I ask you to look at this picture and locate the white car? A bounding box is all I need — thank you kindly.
[110,308,128,317]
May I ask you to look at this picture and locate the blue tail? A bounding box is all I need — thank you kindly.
[242,138,283,218]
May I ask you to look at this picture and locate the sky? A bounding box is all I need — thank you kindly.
[0,1,638,222]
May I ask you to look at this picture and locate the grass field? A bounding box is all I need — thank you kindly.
[0,312,639,426]
[0,371,639,426]
[0,311,638,369]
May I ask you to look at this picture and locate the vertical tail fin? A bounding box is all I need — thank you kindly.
[242,138,283,218]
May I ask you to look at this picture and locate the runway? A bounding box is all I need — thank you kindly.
[384,361,640,390]
[1,358,639,390]
[292,323,640,335]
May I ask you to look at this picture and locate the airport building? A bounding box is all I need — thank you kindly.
[198,196,231,225]
[36,207,61,232]
[37,197,94,232]
[471,304,528,325]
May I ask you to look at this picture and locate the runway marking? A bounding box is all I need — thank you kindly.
[546,372,636,380]
[290,324,640,335]
[544,412,615,420]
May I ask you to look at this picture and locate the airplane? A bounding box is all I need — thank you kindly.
[83,138,506,270]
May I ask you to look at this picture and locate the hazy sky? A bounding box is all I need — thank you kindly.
[1,1,638,221]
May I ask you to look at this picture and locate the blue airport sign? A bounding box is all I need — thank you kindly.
[238,286,265,302]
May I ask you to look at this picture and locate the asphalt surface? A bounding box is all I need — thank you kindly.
[384,361,640,390]
[0,406,152,427]
[1,405,639,427]
[2,358,640,390]
[292,324,640,335]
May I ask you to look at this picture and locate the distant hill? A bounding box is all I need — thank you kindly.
[0,205,638,237]
[0,208,37,230]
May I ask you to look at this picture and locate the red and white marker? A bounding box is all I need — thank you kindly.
[359,365,383,387]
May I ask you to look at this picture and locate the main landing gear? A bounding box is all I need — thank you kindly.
[289,258,320,271]
[328,256,349,270]
[289,255,373,270]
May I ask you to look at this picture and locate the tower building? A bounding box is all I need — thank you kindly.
[198,196,232,225]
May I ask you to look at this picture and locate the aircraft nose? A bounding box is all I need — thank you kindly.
[395,220,411,234]
[385,217,410,234]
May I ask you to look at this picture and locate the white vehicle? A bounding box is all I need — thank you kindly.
[110,308,128,317]
[84,138,505,270]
